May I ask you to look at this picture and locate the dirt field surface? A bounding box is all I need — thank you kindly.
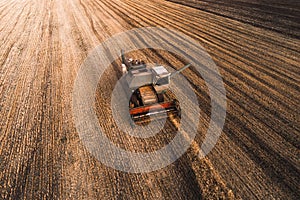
[0,0,299,199]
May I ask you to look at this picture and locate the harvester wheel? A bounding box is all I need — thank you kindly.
[157,93,164,102]
[130,94,140,107]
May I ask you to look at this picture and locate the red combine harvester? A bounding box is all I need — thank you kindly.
[120,50,190,124]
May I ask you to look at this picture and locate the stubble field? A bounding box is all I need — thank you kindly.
[0,0,299,199]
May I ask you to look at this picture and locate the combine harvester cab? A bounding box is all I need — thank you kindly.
[120,50,190,125]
